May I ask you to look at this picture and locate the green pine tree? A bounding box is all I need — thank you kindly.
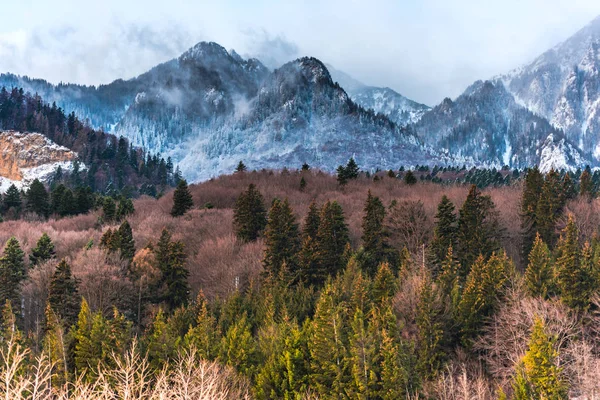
[233,184,267,242]
[0,237,25,309]
[361,191,394,276]
[456,185,501,277]
[404,170,417,185]
[236,161,247,173]
[26,179,49,218]
[3,184,21,215]
[117,220,135,263]
[416,272,446,379]
[580,168,594,198]
[314,201,350,281]
[184,291,217,359]
[430,195,457,268]
[303,200,321,240]
[512,317,568,400]
[555,216,596,309]
[48,259,80,328]
[262,198,301,279]
[102,197,117,222]
[219,313,257,376]
[171,179,194,217]
[43,303,70,387]
[521,167,544,257]
[525,234,553,298]
[29,233,56,266]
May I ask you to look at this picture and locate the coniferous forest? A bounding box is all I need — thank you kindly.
[1,161,600,399]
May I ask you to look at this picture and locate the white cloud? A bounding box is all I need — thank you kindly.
[1,0,600,105]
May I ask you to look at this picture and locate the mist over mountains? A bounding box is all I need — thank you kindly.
[3,15,600,181]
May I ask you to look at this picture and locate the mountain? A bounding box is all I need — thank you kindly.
[412,80,589,172]
[0,131,78,191]
[327,65,430,126]
[501,16,600,161]
[1,43,440,182]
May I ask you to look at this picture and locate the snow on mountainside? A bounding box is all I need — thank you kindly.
[501,15,600,161]
[412,80,592,170]
[327,65,430,126]
[0,131,79,192]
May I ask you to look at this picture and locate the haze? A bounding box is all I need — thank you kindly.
[1,0,600,105]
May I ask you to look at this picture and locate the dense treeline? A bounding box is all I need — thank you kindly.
[3,166,600,398]
[0,87,179,196]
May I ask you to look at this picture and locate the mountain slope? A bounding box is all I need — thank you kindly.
[501,16,600,160]
[412,80,590,172]
[327,65,430,126]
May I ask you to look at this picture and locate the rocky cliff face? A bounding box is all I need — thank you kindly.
[0,131,78,186]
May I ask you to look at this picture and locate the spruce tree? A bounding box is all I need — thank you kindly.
[346,306,378,398]
[379,329,409,400]
[233,184,267,242]
[308,283,347,398]
[535,170,565,249]
[521,167,544,257]
[345,158,360,179]
[525,234,553,298]
[513,317,568,400]
[303,200,321,240]
[456,185,501,276]
[117,220,135,263]
[562,173,577,201]
[361,191,392,276]
[314,201,350,280]
[102,197,116,222]
[184,291,217,359]
[3,184,21,214]
[0,237,25,309]
[48,259,80,328]
[458,253,508,343]
[144,308,177,370]
[262,199,301,279]
[218,313,257,376]
[416,273,446,379]
[430,195,457,268]
[236,161,247,173]
[116,197,135,220]
[43,303,70,387]
[555,216,596,309]
[336,165,348,186]
[29,232,56,266]
[164,240,190,309]
[580,168,594,198]
[171,179,194,217]
[26,179,49,218]
[404,170,417,185]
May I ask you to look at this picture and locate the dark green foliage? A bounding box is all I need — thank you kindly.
[456,185,501,276]
[554,216,597,310]
[300,176,307,190]
[302,162,310,171]
[303,200,321,240]
[525,234,553,298]
[404,170,417,185]
[2,184,21,215]
[26,179,49,218]
[236,161,247,173]
[0,237,25,309]
[262,199,301,279]
[154,229,190,310]
[233,184,267,242]
[580,168,594,198]
[416,273,446,379]
[535,170,565,249]
[171,179,194,217]
[429,195,457,269]
[29,232,56,266]
[116,197,135,220]
[48,259,80,328]
[102,197,117,222]
[521,167,544,257]
[117,220,135,263]
[361,191,394,276]
[337,158,360,185]
[314,201,350,281]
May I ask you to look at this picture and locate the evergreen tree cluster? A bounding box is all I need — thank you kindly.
[0,87,178,195]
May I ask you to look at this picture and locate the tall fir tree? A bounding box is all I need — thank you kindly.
[233,184,267,242]
[416,272,446,379]
[303,200,321,240]
[26,179,49,218]
[48,259,80,328]
[171,179,194,217]
[218,313,257,377]
[314,201,350,281]
[456,185,501,277]
[429,195,457,269]
[361,191,393,276]
[43,303,70,387]
[513,317,568,400]
[554,216,596,310]
[262,198,301,279]
[458,253,509,344]
[0,237,25,310]
[525,234,553,298]
[521,167,544,258]
[117,220,135,263]
[29,232,56,266]
[3,184,21,214]
[535,170,565,249]
[580,167,594,198]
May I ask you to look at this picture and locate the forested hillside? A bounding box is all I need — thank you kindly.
[0,87,178,195]
[1,165,600,398]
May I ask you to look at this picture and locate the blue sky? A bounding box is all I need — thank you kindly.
[2,0,600,104]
